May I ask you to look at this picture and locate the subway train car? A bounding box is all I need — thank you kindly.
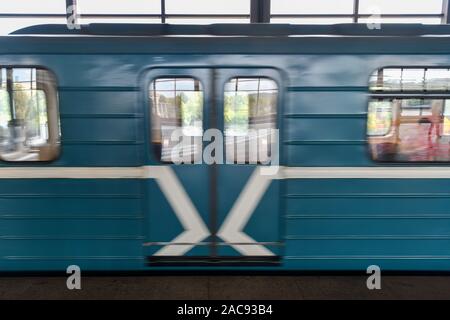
[1,23,450,271]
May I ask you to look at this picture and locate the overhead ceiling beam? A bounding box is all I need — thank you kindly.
[250,0,271,23]
[353,0,360,23]
[442,0,450,24]
[161,0,166,23]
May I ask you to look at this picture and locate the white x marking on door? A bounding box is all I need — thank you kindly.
[148,166,276,256]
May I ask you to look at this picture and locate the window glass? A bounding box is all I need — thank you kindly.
[0,67,60,162]
[224,77,277,164]
[271,0,354,14]
[271,18,353,24]
[165,0,249,14]
[367,100,392,136]
[358,17,442,24]
[369,68,450,92]
[368,98,450,161]
[165,18,249,24]
[150,78,203,163]
[0,0,66,14]
[402,69,426,91]
[77,0,161,14]
[425,69,450,91]
[368,67,450,162]
[359,0,443,15]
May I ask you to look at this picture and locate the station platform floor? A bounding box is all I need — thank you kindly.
[1,274,450,299]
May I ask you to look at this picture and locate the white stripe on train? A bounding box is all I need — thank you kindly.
[1,166,450,179]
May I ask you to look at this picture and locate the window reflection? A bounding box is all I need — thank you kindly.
[368,98,450,161]
[0,67,60,161]
[150,77,203,163]
[368,67,450,162]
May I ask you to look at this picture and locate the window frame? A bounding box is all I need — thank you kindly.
[0,65,61,163]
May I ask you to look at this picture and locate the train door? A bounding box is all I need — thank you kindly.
[144,67,282,265]
[213,68,282,262]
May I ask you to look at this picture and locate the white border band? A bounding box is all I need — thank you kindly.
[0,166,450,179]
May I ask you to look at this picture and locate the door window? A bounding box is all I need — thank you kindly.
[224,77,278,164]
[150,77,203,163]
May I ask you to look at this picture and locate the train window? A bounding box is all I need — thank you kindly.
[368,67,450,162]
[149,77,203,163]
[224,77,278,164]
[0,67,60,162]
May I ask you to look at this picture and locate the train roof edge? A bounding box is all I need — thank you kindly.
[9,23,450,37]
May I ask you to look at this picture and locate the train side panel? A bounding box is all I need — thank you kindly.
[0,45,449,270]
